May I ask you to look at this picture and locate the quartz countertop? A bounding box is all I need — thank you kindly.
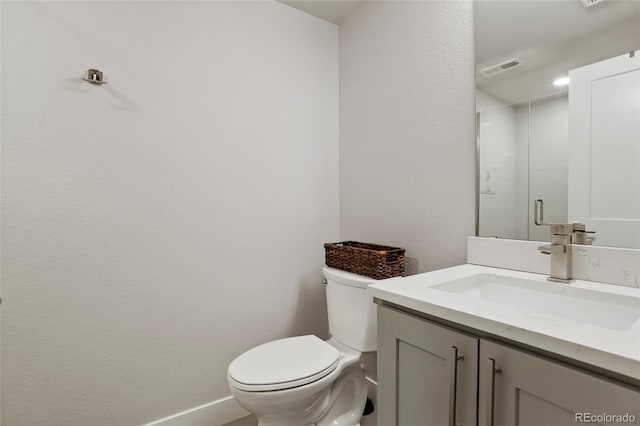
[368,264,640,382]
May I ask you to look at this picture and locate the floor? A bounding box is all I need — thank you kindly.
[222,416,256,426]
[223,410,377,426]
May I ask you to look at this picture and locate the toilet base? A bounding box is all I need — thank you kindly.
[229,338,369,426]
[233,364,366,426]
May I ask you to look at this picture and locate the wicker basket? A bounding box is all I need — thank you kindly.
[324,241,405,280]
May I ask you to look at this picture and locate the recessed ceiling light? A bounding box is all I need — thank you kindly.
[553,77,570,86]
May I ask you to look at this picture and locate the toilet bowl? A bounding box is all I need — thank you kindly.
[229,336,366,426]
[227,267,378,426]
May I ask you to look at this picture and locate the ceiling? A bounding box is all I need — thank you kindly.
[277,0,640,105]
[278,0,366,24]
[475,0,640,105]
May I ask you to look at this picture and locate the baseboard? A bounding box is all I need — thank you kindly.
[143,378,376,426]
[142,395,248,426]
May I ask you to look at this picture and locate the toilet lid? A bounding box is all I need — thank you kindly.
[228,335,340,391]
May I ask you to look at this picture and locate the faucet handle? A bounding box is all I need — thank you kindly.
[572,228,596,245]
[549,224,576,235]
[566,222,595,245]
[571,222,586,232]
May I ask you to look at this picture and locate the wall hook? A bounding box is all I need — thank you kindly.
[82,68,108,85]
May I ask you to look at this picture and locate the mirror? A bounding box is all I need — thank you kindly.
[475,0,640,248]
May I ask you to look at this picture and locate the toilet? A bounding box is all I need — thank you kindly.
[227,266,378,426]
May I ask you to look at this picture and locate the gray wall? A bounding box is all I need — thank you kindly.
[2,0,479,424]
[339,0,477,274]
[1,2,338,424]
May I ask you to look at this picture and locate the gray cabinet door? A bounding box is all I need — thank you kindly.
[479,339,640,426]
[378,306,478,426]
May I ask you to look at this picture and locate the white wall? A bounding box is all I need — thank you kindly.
[339,0,476,274]
[1,2,338,425]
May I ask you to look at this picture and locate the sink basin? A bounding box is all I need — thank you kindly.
[368,264,640,381]
[432,273,640,331]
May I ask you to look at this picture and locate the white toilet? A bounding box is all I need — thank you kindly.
[227,266,378,426]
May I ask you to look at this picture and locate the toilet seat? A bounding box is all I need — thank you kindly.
[228,335,340,392]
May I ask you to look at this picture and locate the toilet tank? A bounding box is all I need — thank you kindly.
[323,266,378,352]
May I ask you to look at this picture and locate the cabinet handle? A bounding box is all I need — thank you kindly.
[485,358,502,426]
[448,346,464,426]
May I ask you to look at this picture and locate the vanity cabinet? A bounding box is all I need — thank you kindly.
[377,305,478,426]
[378,305,640,426]
[479,340,640,426]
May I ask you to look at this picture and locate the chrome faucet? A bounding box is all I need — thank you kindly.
[534,200,595,283]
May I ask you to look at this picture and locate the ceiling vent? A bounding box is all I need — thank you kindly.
[478,58,523,77]
[580,0,605,7]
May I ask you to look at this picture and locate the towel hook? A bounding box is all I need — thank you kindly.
[82,68,107,85]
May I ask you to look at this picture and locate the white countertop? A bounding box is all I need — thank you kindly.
[368,264,640,382]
